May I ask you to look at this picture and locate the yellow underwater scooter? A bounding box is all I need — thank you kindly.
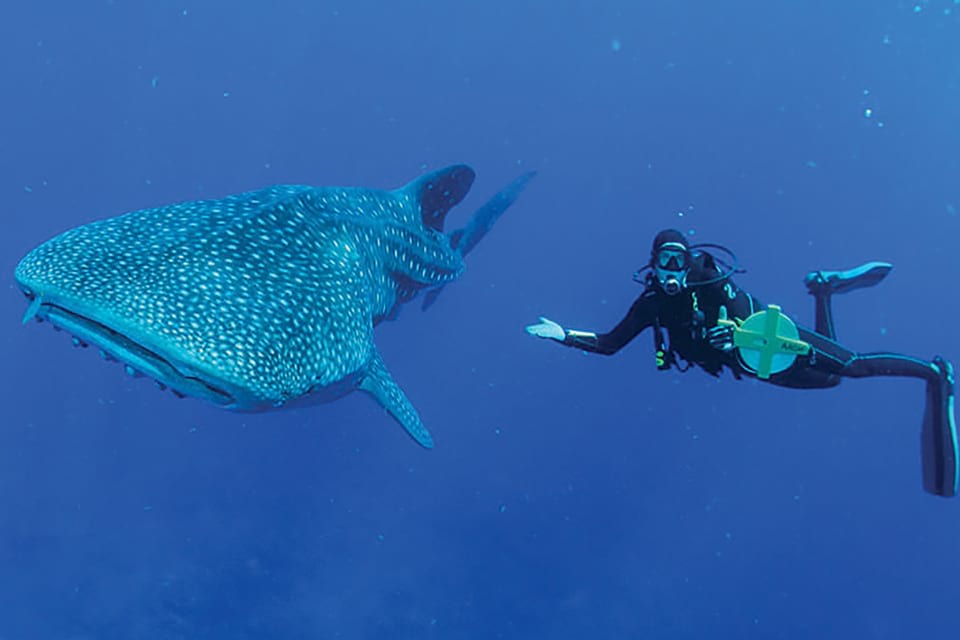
[716,304,812,379]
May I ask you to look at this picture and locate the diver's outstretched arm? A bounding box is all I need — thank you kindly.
[526,294,657,356]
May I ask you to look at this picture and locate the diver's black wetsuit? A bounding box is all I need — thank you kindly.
[562,251,940,388]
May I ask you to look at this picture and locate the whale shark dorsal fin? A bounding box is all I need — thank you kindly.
[359,350,434,448]
[405,164,475,232]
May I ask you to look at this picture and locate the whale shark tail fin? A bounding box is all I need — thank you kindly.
[421,170,537,311]
[450,170,536,257]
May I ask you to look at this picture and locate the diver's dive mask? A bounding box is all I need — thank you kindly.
[653,243,689,296]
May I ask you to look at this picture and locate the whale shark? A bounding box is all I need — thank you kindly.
[15,165,535,448]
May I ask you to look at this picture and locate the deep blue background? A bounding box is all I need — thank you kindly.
[2,1,958,638]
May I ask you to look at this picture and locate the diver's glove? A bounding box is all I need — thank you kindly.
[706,306,736,352]
[525,317,566,341]
[706,324,735,352]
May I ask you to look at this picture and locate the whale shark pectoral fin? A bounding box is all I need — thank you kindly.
[359,350,434,449]
[404,164,476,232]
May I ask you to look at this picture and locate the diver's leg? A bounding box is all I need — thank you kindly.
[840,352,939,381]
[768,328,846,388]
[804,261,892,340]
[786,329,957,496]
[777,334,943,386]
[838,352,956,497]
[843,353,957,497]
[812,289,836,340]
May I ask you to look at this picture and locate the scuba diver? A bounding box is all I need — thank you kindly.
[525,229,958,498]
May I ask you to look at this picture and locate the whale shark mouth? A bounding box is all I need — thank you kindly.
[20,290,236,407]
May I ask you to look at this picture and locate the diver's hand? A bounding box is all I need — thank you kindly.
[706,324,735,352]
[525,317,566,341]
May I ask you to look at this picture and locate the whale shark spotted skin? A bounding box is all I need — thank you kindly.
[15,165,534,448]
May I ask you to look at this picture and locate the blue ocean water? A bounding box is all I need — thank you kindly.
[2,1,958,638]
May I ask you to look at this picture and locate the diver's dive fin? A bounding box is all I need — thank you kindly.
[921,356,958,497]
[804,261,892,296]
[359,350,434,449]
[422,170,537,310]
